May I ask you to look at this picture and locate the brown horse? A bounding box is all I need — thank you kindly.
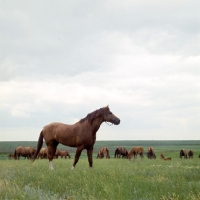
[14,146,36,160]
[160,154,171,160]
[38,147,48,159]
[164,157,172,161]
[160,153,165,159]
[55,150,71,159]
[146,146,156,159]
[180,149,187,159]
[97,147,110,159]
[188,150,194,158]
[128,146,144,160]
[32,106,120,170]
[114,147,128,158]
[8,153,15,159]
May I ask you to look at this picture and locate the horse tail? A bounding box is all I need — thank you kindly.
[14,149,17,160]
[31,130,44,162]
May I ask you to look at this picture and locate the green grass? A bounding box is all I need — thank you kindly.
[1,157,200,199]
[0,141,200,199]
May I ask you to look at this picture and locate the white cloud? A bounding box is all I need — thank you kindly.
[0,1,200,141]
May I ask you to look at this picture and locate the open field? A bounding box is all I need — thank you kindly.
[1,156,200,199]
[0,141,200,199]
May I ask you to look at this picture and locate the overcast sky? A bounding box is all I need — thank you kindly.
[0,0,200,141]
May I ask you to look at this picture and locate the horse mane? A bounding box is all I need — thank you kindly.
[79,107,107,125]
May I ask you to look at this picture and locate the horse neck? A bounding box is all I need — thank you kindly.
[90,116,104,132]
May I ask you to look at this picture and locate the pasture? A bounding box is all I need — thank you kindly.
[0,140,200,199]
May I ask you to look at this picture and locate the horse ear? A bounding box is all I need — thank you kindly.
[105,105,109,110]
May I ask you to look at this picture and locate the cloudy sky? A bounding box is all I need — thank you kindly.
[0,0,200,141]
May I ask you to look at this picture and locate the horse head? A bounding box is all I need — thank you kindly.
[103,106,120,125]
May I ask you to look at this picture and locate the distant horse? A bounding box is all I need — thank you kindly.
[96,151,103,158]
[38,148,48,159]
[55,150,71,159]
[14,146,36,160]
[146,146,156,159]
[160,154,165,159]
[199,154,200,158]
[180,149,187,159]
[97,147,110,159]
[160,154,171,161]
[114,147,128,158]
[188,150,194,158]
[8,153,15,159]
[128,146,144,160]
[164,157,172,161]
[32,106,120,170]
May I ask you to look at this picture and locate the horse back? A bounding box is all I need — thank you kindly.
[42,121,97,148]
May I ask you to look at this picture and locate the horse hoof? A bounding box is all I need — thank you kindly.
[71,166,75,170]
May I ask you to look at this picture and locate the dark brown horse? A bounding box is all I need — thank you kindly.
[14,146,36,160]
[32,106,120,170]
[114,147,128,158]
[97,147,110,159]
[55,150,71,159]
[180,149,187,159]
[128,146,144,160]
[188,150,194,158]
[146,146,156,159]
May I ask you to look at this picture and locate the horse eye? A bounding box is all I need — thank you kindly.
[109,112,112,115]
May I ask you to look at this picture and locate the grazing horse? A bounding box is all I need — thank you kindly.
[8,153,15,159]
[146,146,156,159]
[38,148,48,159]
[96,151,103,158]
[180,149,187,159]
[160,154,165,159]
[55,150,71,159]
[114,147,128,158]
[188,150,194,158]
[32,106,120,170]
[160,154,171,161]
[128,146,144,160]
[164,157,172,161]
[14,146,36,160]
[97,147,110,159]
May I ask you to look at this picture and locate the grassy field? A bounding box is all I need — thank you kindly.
[0,141,200,199]
[1,156,200,199]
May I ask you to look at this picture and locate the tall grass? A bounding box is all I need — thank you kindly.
[1,157,200,199]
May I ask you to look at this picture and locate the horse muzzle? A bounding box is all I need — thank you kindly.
[112,118,120,125]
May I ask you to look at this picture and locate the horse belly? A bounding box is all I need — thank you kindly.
[55,133,77,147]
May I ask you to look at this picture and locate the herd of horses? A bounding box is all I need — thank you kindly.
[5,106,200,170]
[97,147,199,160]
[9,145,199,163]
[8,146,71,160]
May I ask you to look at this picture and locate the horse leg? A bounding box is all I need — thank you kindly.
[71,146,84,170]
[87,147,93,168]
[47,141,58,170]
